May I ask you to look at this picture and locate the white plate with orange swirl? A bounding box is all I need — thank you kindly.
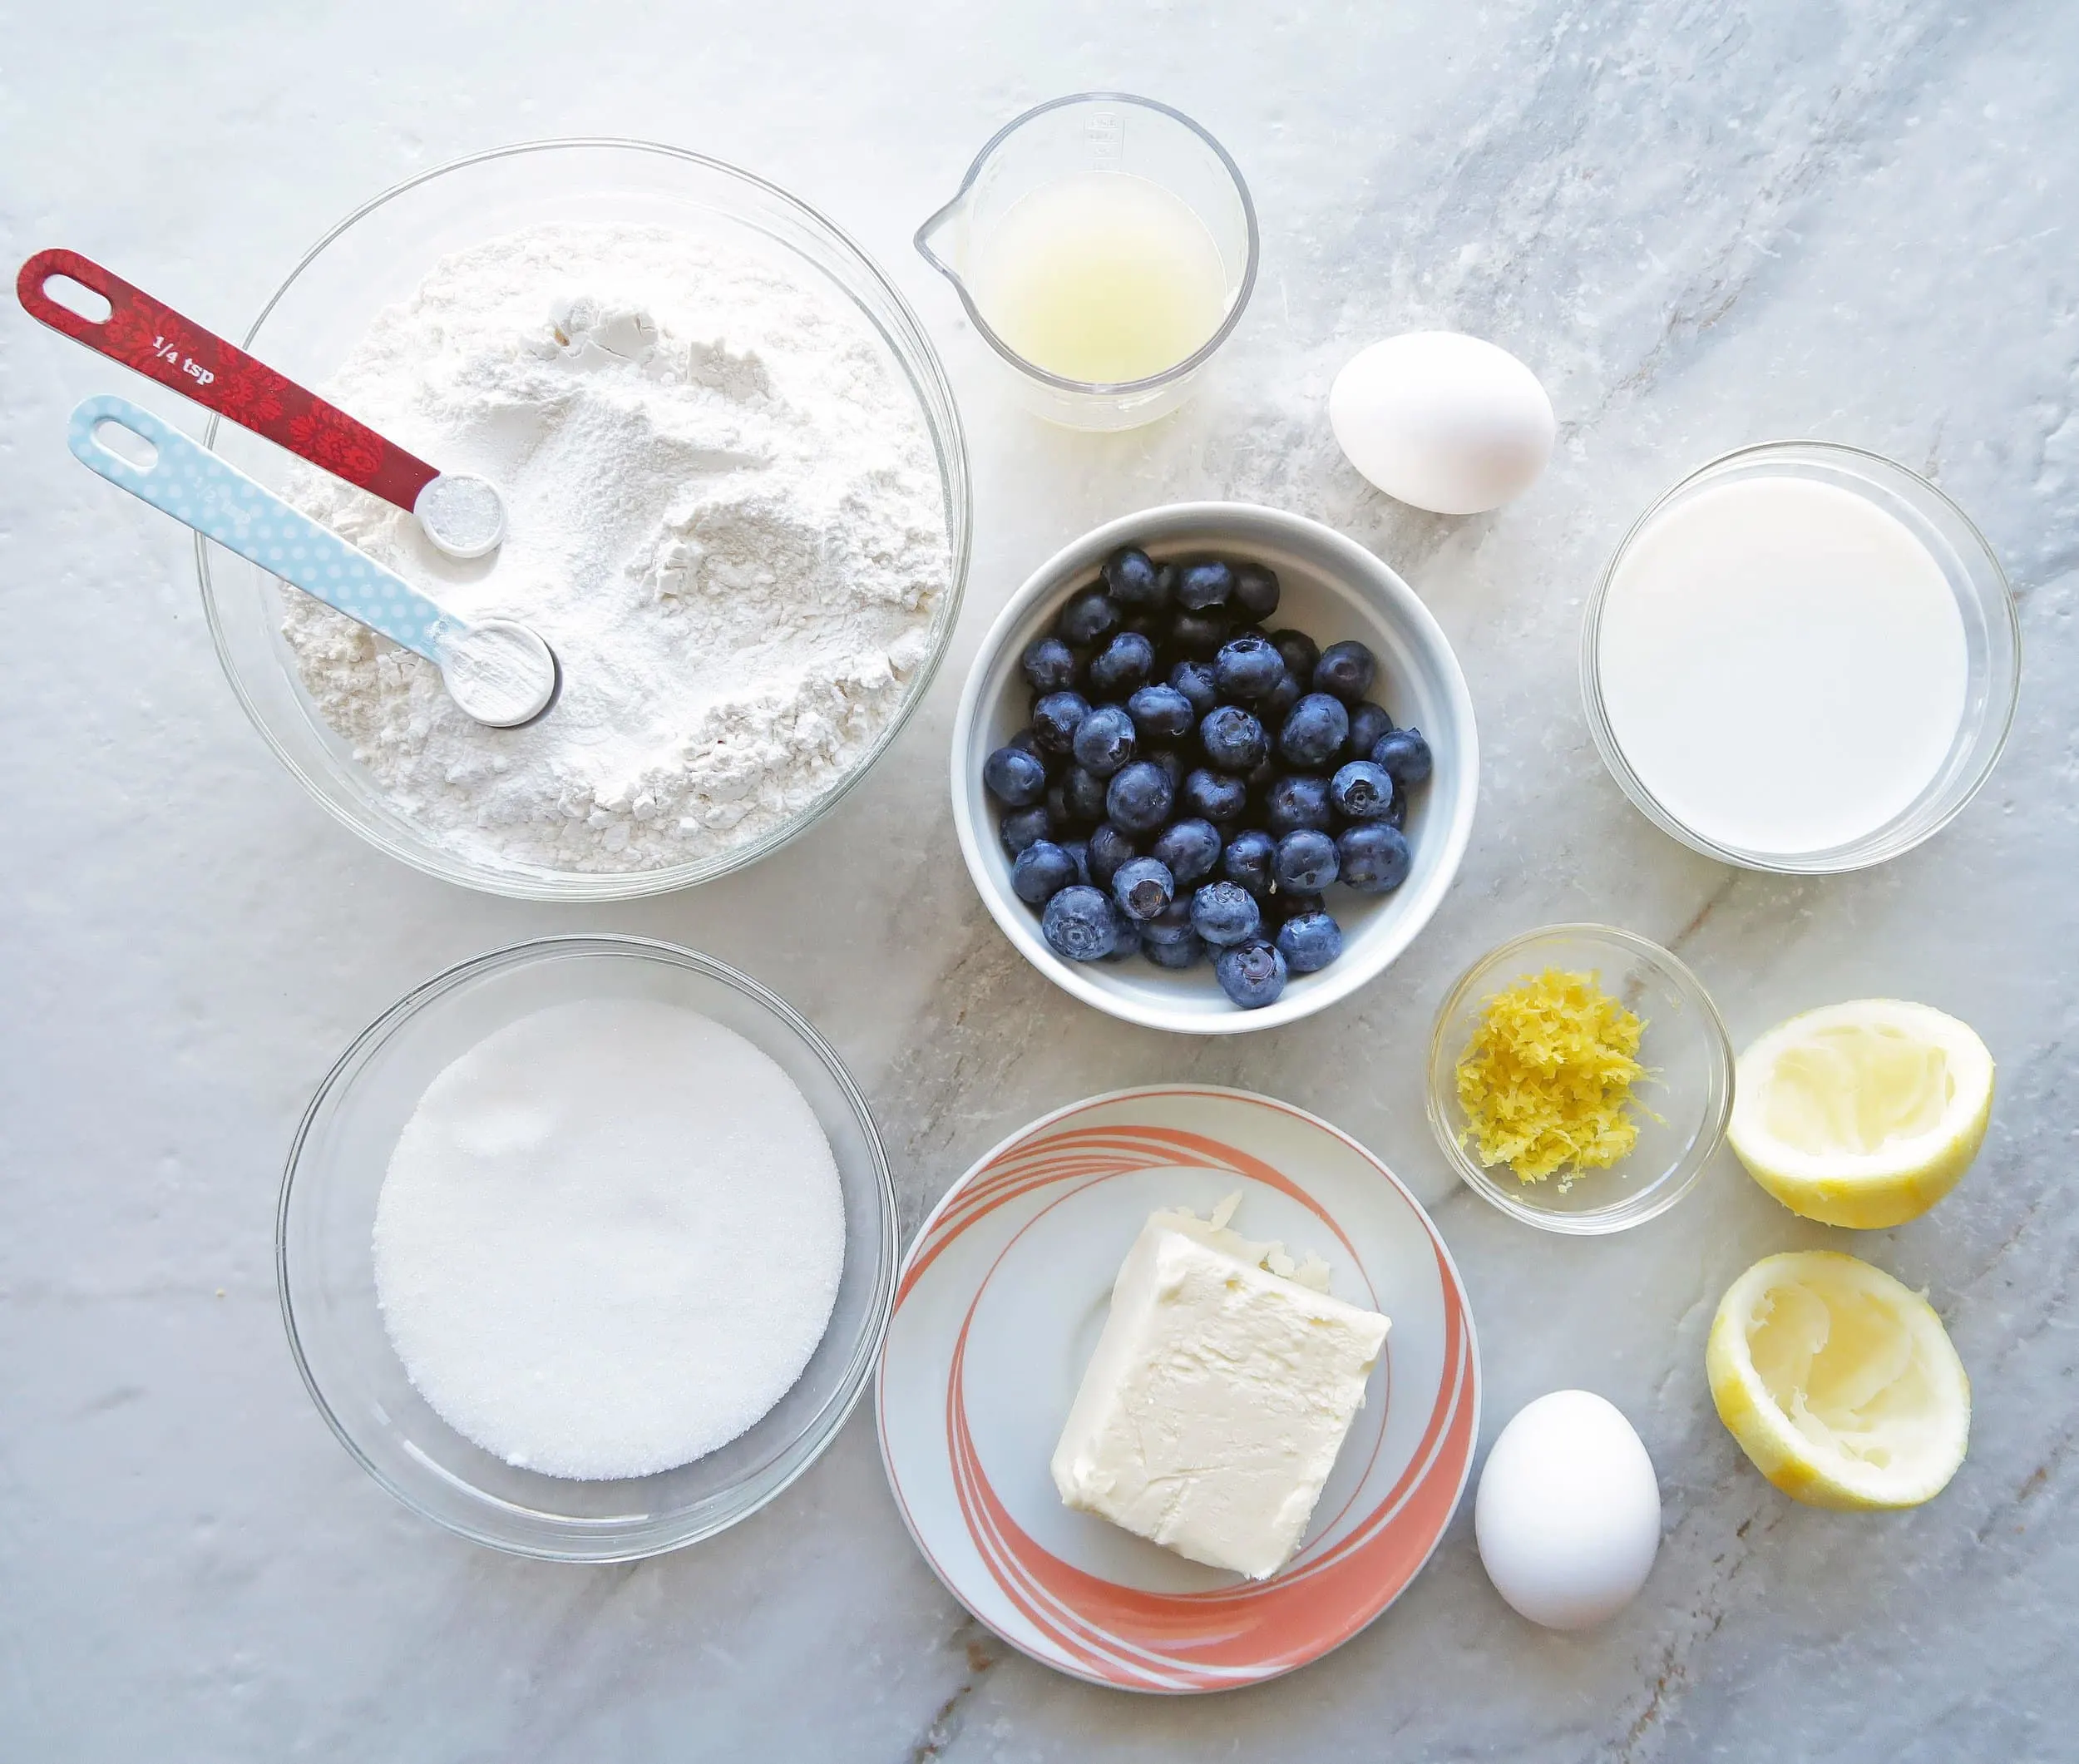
[876,1085,1479,1692]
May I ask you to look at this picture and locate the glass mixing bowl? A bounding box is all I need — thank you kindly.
[1581,441,2018,874]
[1426,924,1733,1234]
[199,139,970,901]
[279,936,897,1560]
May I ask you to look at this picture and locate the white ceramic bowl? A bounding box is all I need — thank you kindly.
[951,504,1479,1035]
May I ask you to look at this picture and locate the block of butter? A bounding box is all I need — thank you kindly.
[1049,1198,1390,1580]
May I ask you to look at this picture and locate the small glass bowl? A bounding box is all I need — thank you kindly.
[1425,924,1733,1234]
[278,935,896,1560]
[916,93,1258,431]
[200,139,971,901]
[1582,441,2020,874]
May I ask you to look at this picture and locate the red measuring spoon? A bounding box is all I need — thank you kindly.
[18,247,505,559]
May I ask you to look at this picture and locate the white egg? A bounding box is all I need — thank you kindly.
[1329,332,1555,515]
[1474,1390,1661,1630]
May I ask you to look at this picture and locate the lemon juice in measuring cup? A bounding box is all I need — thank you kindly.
[917,94,1258,430]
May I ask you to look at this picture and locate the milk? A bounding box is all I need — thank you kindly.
[1596,476,1967,856]
[968,171,1229,385]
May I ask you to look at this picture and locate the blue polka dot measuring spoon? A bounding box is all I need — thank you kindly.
[69,395,558,729]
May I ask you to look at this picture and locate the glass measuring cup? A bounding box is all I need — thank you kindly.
[916,94,1258,431]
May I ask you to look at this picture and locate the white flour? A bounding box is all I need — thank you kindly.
[282,222,949,873]
[373,998,846,1480]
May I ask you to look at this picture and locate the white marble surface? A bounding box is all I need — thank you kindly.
[3,2,2076,1757]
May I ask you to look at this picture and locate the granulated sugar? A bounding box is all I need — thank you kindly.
[372,998,845,1480]
[283,221,949,874]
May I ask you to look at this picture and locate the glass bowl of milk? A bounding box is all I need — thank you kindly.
[916,93,1258,430]
[1583,442,2020,873]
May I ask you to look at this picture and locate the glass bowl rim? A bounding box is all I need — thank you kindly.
[196,135,973,902]
[1578,437,2022,876]
[913,91,1262,396]
[1425,921,1735,1236]
[276,931,898,1559]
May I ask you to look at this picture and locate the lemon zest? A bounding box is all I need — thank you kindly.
[1455,967,1647,1185]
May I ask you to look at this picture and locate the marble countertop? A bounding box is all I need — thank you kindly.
[4,2,2075,1757]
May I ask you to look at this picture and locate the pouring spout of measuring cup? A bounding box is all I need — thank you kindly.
[18,249,505,562]
[913,190,973,286]
[67,395,556,729]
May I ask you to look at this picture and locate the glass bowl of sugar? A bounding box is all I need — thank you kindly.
[279,935,896,1560]
[198,139,970,902]
[1583,441,2019,873]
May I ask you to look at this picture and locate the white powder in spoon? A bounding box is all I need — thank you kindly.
[373,998,845,1480]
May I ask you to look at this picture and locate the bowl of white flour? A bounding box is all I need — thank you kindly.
[279,935,897,1559]
[198,141,968,898]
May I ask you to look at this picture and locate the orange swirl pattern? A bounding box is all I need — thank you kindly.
[892,1092,1478,1692]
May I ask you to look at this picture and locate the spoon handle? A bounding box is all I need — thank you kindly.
[21,248,440,514]
[70,394,452,664]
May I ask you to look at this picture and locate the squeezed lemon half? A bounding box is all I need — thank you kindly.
[1727,1000,1993,1228]
[1707,1251,1969,1510]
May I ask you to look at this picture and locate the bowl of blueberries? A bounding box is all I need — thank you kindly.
[952,502,1479,1032]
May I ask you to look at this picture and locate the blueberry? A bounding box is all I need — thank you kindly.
[1272,890,1324,922]
[1170,607,1232,660]
[1257,668,1303,727]
[1087,823,1138,886]
[1346,701,1395,761]
[1061,838,1092,887]
[1106,760,1174,833]
[1042,885,1117,961]
[1181,766,1248,824]
[1011,840,1079,905]
[1143,931,1205,970]
[1313,640,1376,704]
[1056,586,1122,647]
[1112,855,1175,921]
[1330,759,1395,822]
[1175,560,1237,610]
[1089,631,1156,699]
[1006,726,1055,773]
[1200,704,1269,773]
[983,744,1049,807]
[1104,546,1166,609]
[1071,705,1137,778]
[1266,773,1333,836]
[1270,629,1320,684]
[1030,690,1089,755]
[1168,659,1219,717]
[1122,609,1168,643]
[1232,561,1281,621]
[1145,748,1184,792]
[1059,763,1109,823]
[1045,778,1079,831]
[1337,823,1411,893]
[1213,633,1285,703]
[1276,910,1343,975]
[1141,896,1198,946]
[1221,828,1277,897]
[1277,693,1350,768]
[1000,804,1054,855]
[1273,828,1339,893]
[1151,818,1222,886]
[1216,937,1287,1009]
[1021,635,1082,694]
[1127,683,1195,741]
[1191,880,1263,946]
[1370,727,1434,785]
[1243,751,1280,796]
[1101,902,1144,962]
